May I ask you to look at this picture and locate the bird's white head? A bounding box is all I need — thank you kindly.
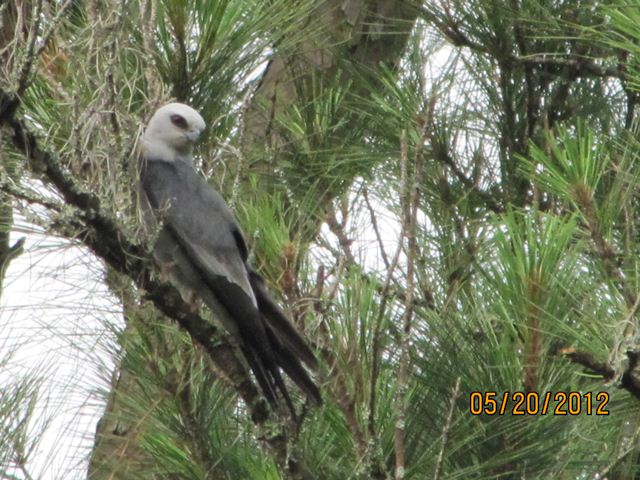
[142,102,206,163]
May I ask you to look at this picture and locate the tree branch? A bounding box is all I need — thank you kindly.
[556,347,640,401]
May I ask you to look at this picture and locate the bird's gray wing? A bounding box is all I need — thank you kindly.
[140,159,265,328]
[144,161,251,289]
[140,158,321,407]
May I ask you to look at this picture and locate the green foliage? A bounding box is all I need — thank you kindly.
[8,0,640,478]
[0,342,47,478]
[526,123,606,203]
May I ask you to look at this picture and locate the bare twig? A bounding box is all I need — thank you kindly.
[368,130,409,440]
[363,185,390,270]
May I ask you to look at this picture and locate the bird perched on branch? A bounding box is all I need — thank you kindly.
[139,102,321,412]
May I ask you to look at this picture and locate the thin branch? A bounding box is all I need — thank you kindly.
[0,236,24,293]
[419,5,624,82]
[0,179,64,211]
[317,234,432,309]
[325,203,356,266]
[368,130,409,441]
[16,0,76,96]
[556,347,640,401]
[572,183,640,386]
[556,347,615,380]
[314,234,370,465]
[15,0,43,96]
[514,55,622,79]
[433,377,461,480]
[432,146,503,213]
[0,236,24,265]
[394,95,428,478]
[581,192,636,309]
[597,423,640,479]
[362,185,390,270]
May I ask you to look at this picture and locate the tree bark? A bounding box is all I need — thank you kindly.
[242,0,418,240]
[0,1,29,296]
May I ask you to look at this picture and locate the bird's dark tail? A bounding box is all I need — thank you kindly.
[247,271,322,407]
[242,345,297,416]
[249,271,318,369]
[265,327,322,406]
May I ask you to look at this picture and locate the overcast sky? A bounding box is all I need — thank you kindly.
[1,217,121,479]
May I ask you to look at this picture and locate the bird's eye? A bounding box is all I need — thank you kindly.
[170,114,188,129]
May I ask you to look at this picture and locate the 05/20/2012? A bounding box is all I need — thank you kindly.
[469,391,609,416]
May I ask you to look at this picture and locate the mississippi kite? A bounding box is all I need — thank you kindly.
[139,103,321,410]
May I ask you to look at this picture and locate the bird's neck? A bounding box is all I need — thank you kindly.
[142,138,193,165]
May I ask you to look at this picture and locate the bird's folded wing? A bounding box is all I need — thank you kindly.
[141,159,255,304]
[248,270,318,370]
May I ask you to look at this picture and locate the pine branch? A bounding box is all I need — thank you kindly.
[394,94,429,479]
[368,130,409,445]
[362,185,390,270]
[419,5,624,81]
[431,142,504,213]
[556,347,640,400]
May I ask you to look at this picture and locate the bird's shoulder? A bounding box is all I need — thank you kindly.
[140,157,249,260]
[142,159,230,216]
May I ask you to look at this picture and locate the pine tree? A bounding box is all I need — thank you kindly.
[4,1,640,479]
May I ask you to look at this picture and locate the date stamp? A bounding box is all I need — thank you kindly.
[469,391,609,416]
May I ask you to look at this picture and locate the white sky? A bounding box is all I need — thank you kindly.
[0,217,122,479]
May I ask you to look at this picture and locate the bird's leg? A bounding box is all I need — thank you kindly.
[186,290,201,314]
[157,261,200,313]
[158,260,177,283]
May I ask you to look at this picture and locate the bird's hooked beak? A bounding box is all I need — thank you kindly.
[186,127,204,143]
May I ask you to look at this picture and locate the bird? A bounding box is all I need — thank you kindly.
[138,102,321,412]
